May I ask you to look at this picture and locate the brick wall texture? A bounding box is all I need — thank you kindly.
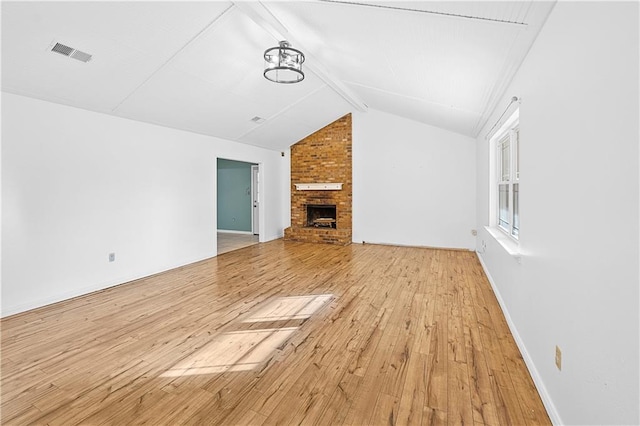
[284,113,352,245]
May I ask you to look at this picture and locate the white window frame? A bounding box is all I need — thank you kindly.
[490,110,519,241]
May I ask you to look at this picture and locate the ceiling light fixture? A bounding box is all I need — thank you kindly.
[263,41,305,84]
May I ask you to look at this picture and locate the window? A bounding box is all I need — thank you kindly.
[495,115,519,239]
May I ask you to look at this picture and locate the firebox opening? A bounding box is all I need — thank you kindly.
[306,204,337,228]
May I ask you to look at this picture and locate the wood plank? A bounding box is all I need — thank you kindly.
[1,240,551,425]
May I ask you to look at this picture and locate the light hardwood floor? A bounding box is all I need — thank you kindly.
[218,231,259,255]
[1,240,550,425]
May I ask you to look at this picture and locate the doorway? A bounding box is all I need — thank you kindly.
[217,158,260,254]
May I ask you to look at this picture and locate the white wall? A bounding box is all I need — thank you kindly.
[2,93,288,316]
[353,109,476,249]
[476,2,639,425]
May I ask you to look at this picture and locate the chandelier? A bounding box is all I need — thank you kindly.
[263,41,305,84]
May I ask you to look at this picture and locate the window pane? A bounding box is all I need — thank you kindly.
[512,183,519,238]
[498,183,509,229]
[500,137,510,181]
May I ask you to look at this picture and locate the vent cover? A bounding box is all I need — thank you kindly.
[50,42,92,63]
[51,42,74,56]
[251,116,265,124]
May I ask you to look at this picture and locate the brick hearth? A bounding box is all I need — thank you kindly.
[284,114,352,245]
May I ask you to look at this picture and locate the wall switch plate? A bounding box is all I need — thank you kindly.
[471,229,477,236]
[555,345,562,371]
[109,253,115,262]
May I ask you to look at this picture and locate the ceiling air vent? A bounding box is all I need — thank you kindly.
[70,50,92,63]
[51,42,73,56]
[251,116,266,124]
[50,42,92,63]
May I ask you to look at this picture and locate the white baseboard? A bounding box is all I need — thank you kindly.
[476,252,563,426]
[353,239,474,252]
[261,232,284,243]
[217,229,254,235]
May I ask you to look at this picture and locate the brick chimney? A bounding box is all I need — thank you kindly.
[284,114,352,245]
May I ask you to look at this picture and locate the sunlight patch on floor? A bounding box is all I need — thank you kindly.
[242,294,334,323]
[162,328,298,376]
[161,293,333,377]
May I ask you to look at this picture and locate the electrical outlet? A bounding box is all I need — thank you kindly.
[471,229,477,236]
[555,345,562,371]
[109,253,115,262]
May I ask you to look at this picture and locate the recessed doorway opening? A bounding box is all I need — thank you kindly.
[217,158,260,254]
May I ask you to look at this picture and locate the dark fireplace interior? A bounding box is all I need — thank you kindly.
[306,204,337,228]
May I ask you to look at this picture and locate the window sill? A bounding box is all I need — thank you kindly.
[484,226,521,263]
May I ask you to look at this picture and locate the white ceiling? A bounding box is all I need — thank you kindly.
[1,1,555,150]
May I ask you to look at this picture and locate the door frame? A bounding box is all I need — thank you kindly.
[215,157,262,244]
[251,164,260,235]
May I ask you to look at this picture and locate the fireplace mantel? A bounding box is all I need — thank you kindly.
[294,183,342,191]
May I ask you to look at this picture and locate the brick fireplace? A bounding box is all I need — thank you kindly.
[284,114,352,245]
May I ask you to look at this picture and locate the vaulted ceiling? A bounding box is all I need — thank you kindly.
[1,1,555,150]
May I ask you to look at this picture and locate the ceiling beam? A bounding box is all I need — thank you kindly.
[232,1,368,112]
